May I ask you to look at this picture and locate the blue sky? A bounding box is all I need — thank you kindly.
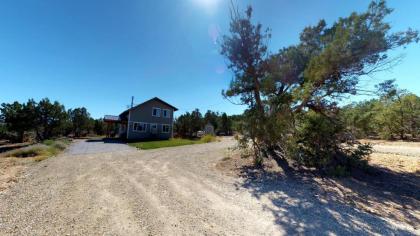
[1,0,419,118]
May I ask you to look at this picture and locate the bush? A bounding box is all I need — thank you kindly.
[6,146,47,158]
[5,139,70,160]
[42,139,54,146]
[51,142,67,151]
[42,139,69,150]
[200,134,216,143]
[288,111,372,176]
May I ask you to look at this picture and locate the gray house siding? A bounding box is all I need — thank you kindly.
[126,99,174,140]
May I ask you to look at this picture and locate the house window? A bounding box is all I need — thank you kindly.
[162,109,170,118]
[133,122,147,132]
[162,124,170,133]
[151,123,158,134]
[152,107,161,117]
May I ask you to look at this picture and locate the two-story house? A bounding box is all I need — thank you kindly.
[114,97,178,140]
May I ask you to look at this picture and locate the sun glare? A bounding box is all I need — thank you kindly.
[192,0,220,13]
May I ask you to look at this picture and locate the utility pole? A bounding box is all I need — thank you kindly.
[131,96,134,108]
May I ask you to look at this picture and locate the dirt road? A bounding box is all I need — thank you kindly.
[0,139,417,235]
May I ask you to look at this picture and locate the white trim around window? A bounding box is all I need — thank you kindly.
[133,122,147,133]
[162,124,170,133]
[162,109,170,118]
[152,107,161,117]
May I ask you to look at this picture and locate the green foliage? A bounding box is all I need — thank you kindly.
[68,107,92,137]
[219,113,233,135]
[340,100,379,138]
[0,122,9,139]
[0,100,37,142]
[36,98,68,140]
[174,109,234,138]
[93,119,106,136]
[0,98,69,142]
[42,139,55,146]
[341,81,420,140]
[43,139,68,151]
[0,98,102,143]
[174,112,194,138]
[220,1,417,174]
[6,146,46,158]
[5,139,69,159]
[200,134,216,143]
[204,110,219,131]
[288,111,372,175]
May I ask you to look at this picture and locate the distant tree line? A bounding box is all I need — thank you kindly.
[341,80,419,140]
[174,109,236,138]
[0,98,106,143]
[220,0,418,175]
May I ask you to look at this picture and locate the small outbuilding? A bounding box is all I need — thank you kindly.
[204,123,215,136]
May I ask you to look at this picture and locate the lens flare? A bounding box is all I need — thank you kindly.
[192,0,220,14]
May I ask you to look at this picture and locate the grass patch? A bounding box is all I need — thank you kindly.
[42,139,55,146]
[200,134,217,143]
[129,136,218,150]
[5,139,70,161]
[5,146,47,158]
[33,155,49,162]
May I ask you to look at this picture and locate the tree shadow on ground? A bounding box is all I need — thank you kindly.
[235,162,418,235]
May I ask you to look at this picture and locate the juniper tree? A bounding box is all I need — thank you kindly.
[221,0,418,173]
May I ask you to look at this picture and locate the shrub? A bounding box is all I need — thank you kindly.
[51,141,67,151]
[6,146,47,158]
[200,134,216,143]
[288,111,372,176]
[42,139,54,146]
[5,139,69,160]
[42,139,68,150]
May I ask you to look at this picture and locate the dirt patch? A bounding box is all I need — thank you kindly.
[217,143,420,231]
[0,142,31,153]
[1,138,418,235]
[369,152,419,173]
[0,157,32,191]
[0,140,70,192]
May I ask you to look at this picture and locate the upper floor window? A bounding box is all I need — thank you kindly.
[152,107,161,117]
[162,109,170,118]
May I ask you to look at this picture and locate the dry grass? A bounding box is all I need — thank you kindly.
[0,158,31,191]
[369,152,419,173]
[359,139,420,147]
[0,139,71,192]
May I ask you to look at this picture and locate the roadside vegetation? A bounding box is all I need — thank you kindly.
[0,138,71,191]
[4,139,70,162]
[129,135,217,150]
[0,98,106,143]
[220,0,419,175]
[341,80,419,140]
[174,109,235,138]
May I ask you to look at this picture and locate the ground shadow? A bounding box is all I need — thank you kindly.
[86,138,126,144]
[236,163,418,235]
[0,143,30,153]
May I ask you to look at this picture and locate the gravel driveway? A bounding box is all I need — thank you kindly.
[0,139,417,235]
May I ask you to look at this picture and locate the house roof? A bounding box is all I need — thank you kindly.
[119,97,178,117]
[103,115,120,122]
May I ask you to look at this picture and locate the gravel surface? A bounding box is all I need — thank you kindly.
[372,144,420,157]
[0,138,417,235]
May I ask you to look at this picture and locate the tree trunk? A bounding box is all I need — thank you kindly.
[18,130,25,143]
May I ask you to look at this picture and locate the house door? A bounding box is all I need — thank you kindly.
[151,123,158,134]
